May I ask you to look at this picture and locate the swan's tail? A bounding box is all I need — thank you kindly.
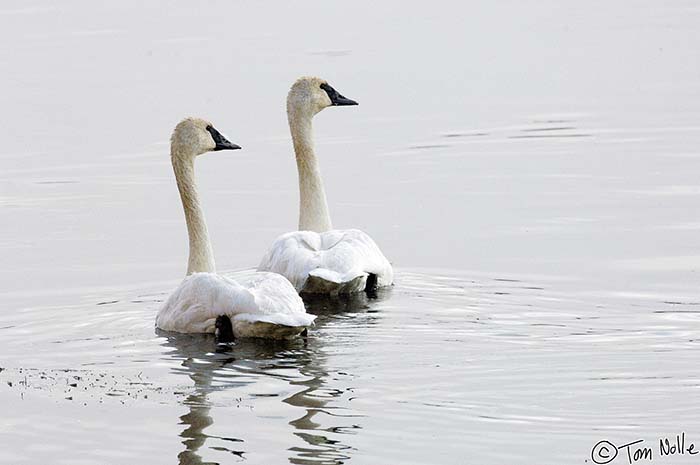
[302,269,368,295]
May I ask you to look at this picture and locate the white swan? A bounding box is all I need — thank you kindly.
[258,77,393,295]
[156,117,315,339]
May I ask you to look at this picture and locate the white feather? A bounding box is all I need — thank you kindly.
[156,272,314,337]
[259,229,393,294]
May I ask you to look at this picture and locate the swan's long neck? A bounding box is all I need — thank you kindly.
[289,110,332,232]
[171,149,216,275]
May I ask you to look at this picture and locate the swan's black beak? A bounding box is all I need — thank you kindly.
[320,82,358,106]
[206,125,242,151]
[216,140,241,151]
[215,315,236,343]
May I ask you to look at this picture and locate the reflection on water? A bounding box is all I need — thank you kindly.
[2,269,699,464]
[156,289,389,465]
[159,333,220,465]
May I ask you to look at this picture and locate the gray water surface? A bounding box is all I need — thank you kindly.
[3,270,699,464]
[1,1,700,464]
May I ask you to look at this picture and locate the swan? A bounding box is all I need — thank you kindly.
[258,77,393,295]
[155,117,315,340]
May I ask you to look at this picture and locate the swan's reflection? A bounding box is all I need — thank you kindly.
[157,332,220,465]
[159,287,390,465]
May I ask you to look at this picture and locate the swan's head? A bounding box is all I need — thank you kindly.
[287,76,358,118]
[214,314,235,343]
[171,117,241,158]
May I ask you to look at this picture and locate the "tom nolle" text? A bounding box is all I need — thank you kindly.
[591,432,698,464]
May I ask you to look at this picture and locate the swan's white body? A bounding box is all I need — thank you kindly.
[259,229,393,294]
[156,271,314,338]
[258,77,393,295]
[156,118,314,338]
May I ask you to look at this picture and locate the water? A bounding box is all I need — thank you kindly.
[3,271,700,464]
[1,1,700,464]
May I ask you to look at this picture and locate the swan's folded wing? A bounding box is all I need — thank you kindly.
[236,272,315,327]
[259,229,393,293]
[156,272,314,333]
[156,273,256,333]
[258,231,326,291]
[313,229,393,287]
